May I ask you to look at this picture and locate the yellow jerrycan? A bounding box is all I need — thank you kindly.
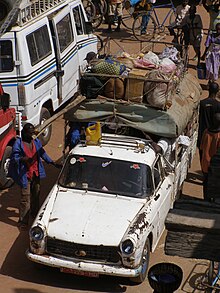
[86,122,101,145]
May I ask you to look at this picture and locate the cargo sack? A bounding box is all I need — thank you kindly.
[91,58,126,76]
[104,78,125,100]
[80,76,104,99]
[143,70,174,109]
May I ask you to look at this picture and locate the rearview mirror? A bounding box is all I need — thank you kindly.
[85,22,93,34]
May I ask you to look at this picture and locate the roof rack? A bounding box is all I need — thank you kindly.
[100,134,149,150]
[18,0,67,26]
[0,0,22,38]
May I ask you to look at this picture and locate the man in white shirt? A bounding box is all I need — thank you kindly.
[168,0,190,42]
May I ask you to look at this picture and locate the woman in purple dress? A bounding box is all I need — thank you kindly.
[202,22,220,81]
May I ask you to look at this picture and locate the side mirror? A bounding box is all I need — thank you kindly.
[0,93,10,111]
[85,22,93,34]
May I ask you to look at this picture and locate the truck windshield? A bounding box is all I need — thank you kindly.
[0,41,13,72]
[59,155,153,198]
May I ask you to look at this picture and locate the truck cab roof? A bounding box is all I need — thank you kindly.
[70,133,157,167]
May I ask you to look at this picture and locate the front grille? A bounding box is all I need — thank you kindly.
[46,237,120,263]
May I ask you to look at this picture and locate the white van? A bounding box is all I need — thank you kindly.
[0,0,97,144]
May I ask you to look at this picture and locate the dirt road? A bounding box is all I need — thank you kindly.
[0,5,215,293]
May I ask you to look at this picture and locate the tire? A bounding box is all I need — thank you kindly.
[83,0,96,22]
[132,13,156,42]
[169,10,176,25]
[39,107,52,146]
[0,146,14,190]
[92,14,103,29]
[121,1,134,30]
[130,238,150,284]
[92,0,104,29]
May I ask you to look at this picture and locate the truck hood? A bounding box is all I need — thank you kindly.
[47,190,144,246]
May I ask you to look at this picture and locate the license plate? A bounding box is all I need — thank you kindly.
[60,267,99,278]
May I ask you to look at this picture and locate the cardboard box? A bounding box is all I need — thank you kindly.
[125,68,149,103]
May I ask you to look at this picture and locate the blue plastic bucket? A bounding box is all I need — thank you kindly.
[197,63,206,80]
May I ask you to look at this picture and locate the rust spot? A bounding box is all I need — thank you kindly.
[128,212,149,234]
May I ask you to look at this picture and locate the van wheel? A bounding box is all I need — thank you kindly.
[130,238,150,284]
[0,146,14,190]
[39,107,52,146]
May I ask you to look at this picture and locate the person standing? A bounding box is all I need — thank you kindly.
[182,5,203,65]
[197,81,220,159]
[200,112,220,200]
[202,0,220,32]
[9,123,61,230]
[105,0,123,32]
[168,0,190,43]
[201,22,220,81]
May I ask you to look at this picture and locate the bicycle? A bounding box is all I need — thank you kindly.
[82,0,97,23]
[91,0,108,29]
[200,261,220,292]
[132,0,176,41]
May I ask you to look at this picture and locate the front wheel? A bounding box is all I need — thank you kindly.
[132,13,156,41]
[0,146,14,189]
[121,0,134,30]
[130,238,150,284]
[39,107,52,146]
[169,10,176,25]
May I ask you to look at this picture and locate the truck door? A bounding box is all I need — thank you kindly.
[71,2,97,71]
[51,6,79,104]
[0,32,18,107]
[153,158,173,238]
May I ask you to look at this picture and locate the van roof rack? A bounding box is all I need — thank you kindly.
[18,0,68,26]
[0,0,22,38]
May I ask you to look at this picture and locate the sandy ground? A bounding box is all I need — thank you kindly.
[0,4,218,293]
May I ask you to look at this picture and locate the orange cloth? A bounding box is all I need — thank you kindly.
[200,129,220,173]
[23,141,39,179]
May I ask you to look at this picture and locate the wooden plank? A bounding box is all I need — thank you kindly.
[165,231,220,261]
[34,94,86,137]
[165,209,220,235]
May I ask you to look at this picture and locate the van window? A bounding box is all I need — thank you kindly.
[27,25,52,66]
[0,41,13,72]
[56,13,74,52]
[72,5,86,35]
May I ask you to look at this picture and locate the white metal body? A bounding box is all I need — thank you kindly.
[0,0,97,127]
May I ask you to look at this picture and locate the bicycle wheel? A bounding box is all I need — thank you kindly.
[121,0,134,30]
[179,33,189,70]
[169,10,176,25]
[100,0,108,16]
[132,13,156,41]
[92,0,104,29]
[83,0,96,22]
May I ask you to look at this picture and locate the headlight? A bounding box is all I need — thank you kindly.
[121,239,135,255]
[29,226,44,241]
